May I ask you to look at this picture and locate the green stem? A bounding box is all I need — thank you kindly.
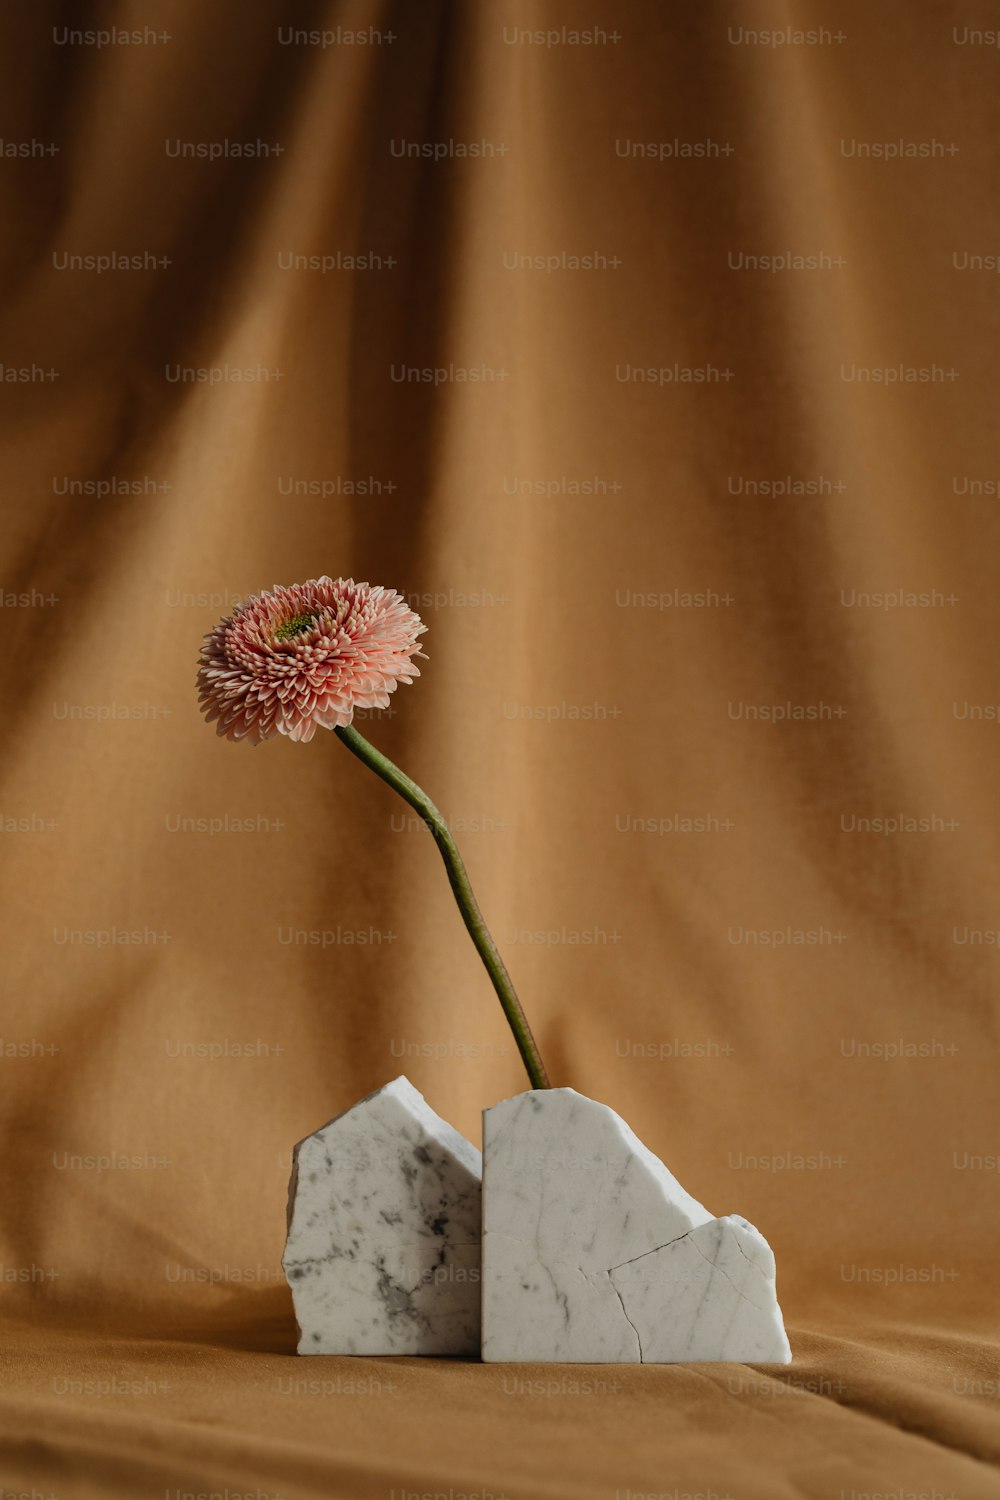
[334,723,550,1090]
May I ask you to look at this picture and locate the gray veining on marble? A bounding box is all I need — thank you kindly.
[481,1088,791,1364]
[283,1076,481,1355]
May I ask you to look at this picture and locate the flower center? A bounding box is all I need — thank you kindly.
[273,612,317,642]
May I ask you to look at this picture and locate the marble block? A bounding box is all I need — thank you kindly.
[283,1076,482,1355]
[481,1087,791,1364]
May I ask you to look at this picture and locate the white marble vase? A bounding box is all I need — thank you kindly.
[282,1079,791,1364]
[481,1087,792,1364]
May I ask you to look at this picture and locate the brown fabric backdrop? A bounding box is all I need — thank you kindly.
[2,1,999,1497]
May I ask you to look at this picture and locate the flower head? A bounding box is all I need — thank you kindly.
[197,577,426,743]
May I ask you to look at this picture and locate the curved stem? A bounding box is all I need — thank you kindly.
[334,723,550,1090]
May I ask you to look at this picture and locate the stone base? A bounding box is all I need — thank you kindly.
[282,1076,481,1355]
[481,1088,791,1363]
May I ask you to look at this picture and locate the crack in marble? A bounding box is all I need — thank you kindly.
[607,1231,692,1275]
[606,1272,643,1361]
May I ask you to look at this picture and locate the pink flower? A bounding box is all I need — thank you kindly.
[197,577,426,743]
